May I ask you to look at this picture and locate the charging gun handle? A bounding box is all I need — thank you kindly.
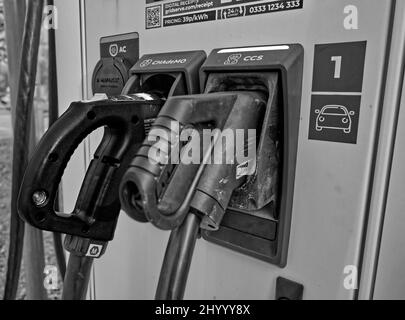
[18,98,161,241]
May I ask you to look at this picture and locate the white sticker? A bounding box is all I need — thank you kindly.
[109,93,159,102]
[135,93,155,101]
[86,244,103,258]
[236,160,251,179]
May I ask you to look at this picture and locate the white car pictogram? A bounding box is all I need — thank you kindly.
[315,105,355,134]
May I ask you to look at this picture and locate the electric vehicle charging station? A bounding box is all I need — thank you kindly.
[45,0,405,300]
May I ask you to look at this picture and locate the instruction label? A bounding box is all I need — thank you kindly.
[308,95,361,144]
[309,41,367,145]
[146,0,303,29]
[164,10,217,27]
[221,0,303,20]
[163,0,264,16]
[100,32,139,65]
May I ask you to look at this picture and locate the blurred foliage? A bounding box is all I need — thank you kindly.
[0,0,49,110]
[0,1,9,102]
[0,0,60,300]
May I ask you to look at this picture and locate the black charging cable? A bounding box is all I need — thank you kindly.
[155,131,221,299]
[155,213,200,300]
[62,252,96,300]
[3,0,44,300]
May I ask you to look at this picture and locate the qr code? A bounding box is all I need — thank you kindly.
[146,5,162,29]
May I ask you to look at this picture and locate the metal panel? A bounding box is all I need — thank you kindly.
[72,0,394,299]
[53,1,88,216]
[54,0,97,298]
[373,77,405,300]
[371,72,405,302]
[358,0,405,300]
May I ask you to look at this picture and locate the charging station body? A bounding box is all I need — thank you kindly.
[53,0,405,300]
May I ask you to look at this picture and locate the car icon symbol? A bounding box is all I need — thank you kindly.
[315,105,355,134]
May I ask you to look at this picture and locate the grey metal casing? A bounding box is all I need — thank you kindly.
[54,0,403,299]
